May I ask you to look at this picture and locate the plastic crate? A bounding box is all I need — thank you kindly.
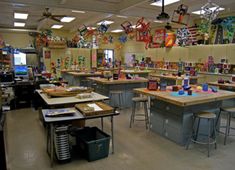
[76,127,110,161]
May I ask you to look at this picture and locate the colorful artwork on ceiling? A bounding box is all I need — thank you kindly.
[171,4,190,26]
[121,21,133,34]
[176,27,191,46]
[152,29,166,48]
[119,34,127,43]
[165,33,176,47]
[97,23,110,34]
[78,25,88,36]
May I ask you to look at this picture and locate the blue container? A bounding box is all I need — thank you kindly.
[202,83,208,91]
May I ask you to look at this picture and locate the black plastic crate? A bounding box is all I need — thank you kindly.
[76,127,110,161]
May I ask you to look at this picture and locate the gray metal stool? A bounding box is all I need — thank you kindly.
[109,90,124,109]
[186,111,217,157]
[216,107,235,145]
[129,97,149,129]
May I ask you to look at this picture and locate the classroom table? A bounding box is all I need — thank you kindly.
[36,89,108,108]
[42,107,119,167]
[121,69,153,78]
[87,77,148,108]
[208,81,235,91]
[150,73,202,85]
[134,87,235,145]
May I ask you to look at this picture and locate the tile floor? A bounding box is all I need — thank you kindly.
[4,107,235,170]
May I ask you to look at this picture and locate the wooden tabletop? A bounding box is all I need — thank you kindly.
[121,70,153,74]
[87,77,148,85]
[150,74,202,80]
[36,90,108,106]
[67,71,102,77]
[134,88,235,106]
[97,67,119,71]
[208,82,235,89]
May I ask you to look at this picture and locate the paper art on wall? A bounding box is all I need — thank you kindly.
[109,35,114,43]
[171,4,190,25]
[165,33,176,47]
[0,35,5,48]
[176,27,191,46]
[121,21,133,34]
[103,36,109,44]
[136,17,151,42]
[44,50,51,59]
[152,29,166,48]
[119,35,127,43]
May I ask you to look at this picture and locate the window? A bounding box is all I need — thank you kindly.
[104,49,114,63]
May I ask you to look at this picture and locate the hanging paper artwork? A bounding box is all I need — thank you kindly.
[187,25,199,45]
[108,35,114,43]
[0,35,5,48]
[151,29,166,48]
[136,17,151,42]
[220,16,235,43]
[128,32,136,40]
[176,27,191,46]
[171,4,190,26]
[97,23,110,34]
[78,25,88,36]
[102,36,109,44]
[200,2,221,22]
[165,33,176,47]
[44,50,51,59]
[119,35,127,44]
[121,21,133,34]
[50,61,56,75]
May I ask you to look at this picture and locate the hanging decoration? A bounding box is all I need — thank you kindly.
[108,35,114,43]
[128,32,136,40]
[165,33,176,47]
[176,27,191,46]
[151,29,166,48]
[220,16,235,43]
[78,25,88,36]
[187,25,199,45]
[136,17,151,42]
[119,34,127,43]
[0,34,5,48]
[102,36,109,44]
[121,21,133,34]
[171,4,190,26]
[200,1,221,22]
[97,23,110,34]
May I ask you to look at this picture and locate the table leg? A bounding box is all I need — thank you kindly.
[101,117,104,130]
[50,124,54,167]
[111,116,114,154]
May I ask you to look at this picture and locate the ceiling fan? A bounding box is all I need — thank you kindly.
[156,0,170,21]
[38,8,67,22]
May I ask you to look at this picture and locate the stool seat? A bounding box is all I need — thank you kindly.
[132,97,148,102]
[110,90,123,94]
[196,112,216,119]
[221,107,235,113]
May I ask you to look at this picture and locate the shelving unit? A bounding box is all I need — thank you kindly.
[0,50,12,71]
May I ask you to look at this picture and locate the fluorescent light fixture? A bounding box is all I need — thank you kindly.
[14,22,25,27]
[131,25,142,29]
[60,17,75,22]
[87,27,96,30]
[150,0,180,7]
[111,29,123,33]
[154,20,164,23]
[116,15,128,18]
[51,25,63,29]
[14,12,28,19]
[97,20,114,25]
[192,7,225,15]
[72,10,85,13]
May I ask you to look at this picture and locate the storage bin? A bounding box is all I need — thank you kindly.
[76,127,110,161]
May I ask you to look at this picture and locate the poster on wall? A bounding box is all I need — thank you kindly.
[44,50,51,59]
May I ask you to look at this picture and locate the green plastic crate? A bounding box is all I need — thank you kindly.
[76,127,110,161]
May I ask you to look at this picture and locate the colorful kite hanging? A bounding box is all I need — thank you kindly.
[176,27,191,46]
[200,1,221,22]
[121,21,133,34]
[171,4,190,26]
[78,25,88,36]
[119,34,127,43]
[97,23,110,34]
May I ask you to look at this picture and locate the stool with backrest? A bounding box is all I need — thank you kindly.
[109,90,124,109]
[129,96,149,129]
[186,111,217,157]
[216,107,235,145]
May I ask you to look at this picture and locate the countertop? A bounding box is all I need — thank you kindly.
[134,88,235,106]
[149,74,203,80]
[87,77,148,85]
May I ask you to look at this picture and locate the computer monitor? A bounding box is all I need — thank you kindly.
[14,65,28,78]
[14,52,26,65]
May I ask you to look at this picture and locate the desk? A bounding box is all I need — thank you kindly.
[134,88,235,145]
[87,77,147,107]
[42,107,119,167]
[36,90,108,108]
